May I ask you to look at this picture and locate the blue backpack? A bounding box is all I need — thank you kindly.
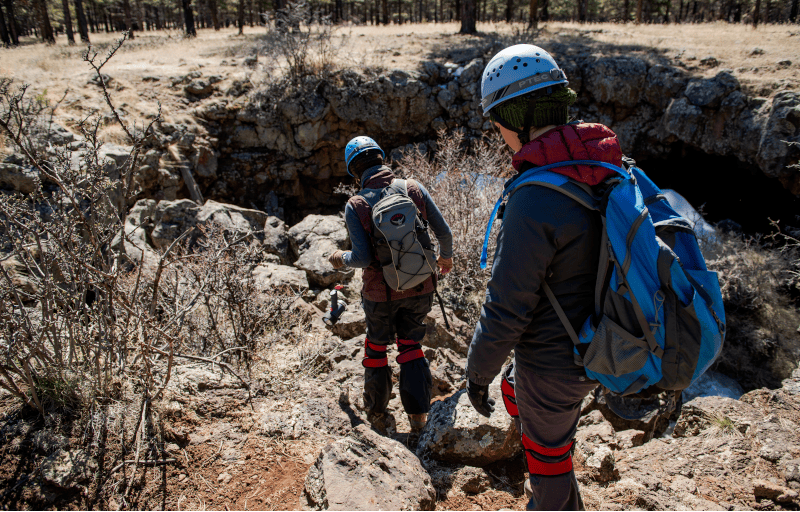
[481,159,726,396]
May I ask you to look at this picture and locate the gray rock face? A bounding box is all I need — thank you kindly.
[684,71,739,108]
[417,373,521,467]
[40,449,98,489]
[584,56,648,108]
[0,163,38,194]
[424,306,469,355]
[115,198,159,267]
[150,199,269,250]
[252,262,309,291]
[303,424,436,510]
[288,215,350,287]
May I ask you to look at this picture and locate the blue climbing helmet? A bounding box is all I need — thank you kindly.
[344,136,384,177]
[480,44,568,116]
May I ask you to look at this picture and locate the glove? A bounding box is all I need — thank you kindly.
[328,250,346,269]
[466,379,495,418]
[437,256,453,275]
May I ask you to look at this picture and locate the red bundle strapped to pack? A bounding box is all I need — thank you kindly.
[362,338,388,368]
[521,434,574,476]
[396,338,424,364]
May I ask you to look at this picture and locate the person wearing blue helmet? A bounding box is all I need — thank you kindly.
[464,44,627,510]
[328,135,454,440]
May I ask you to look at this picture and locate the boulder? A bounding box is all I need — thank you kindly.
[115,198,159,267]
[40,449,98,490]
[574,410,619,483]
[252,262,309,291]
[416,373,521,467]
[583,56,647,108]
[302,424,436,510]
[150,199,269,250]
[261,390,354,439]
[325,308,366,340]
[0,163,38,194]
[427,347,466,397]
[263,216,290,263]
[288,215,350,287]
[424,305,469,355]
[684,71,739,108]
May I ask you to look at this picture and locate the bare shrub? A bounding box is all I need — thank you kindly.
[259,0,344,84]
[396,129,509,323]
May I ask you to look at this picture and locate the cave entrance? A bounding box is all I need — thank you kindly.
[639,145,800,236]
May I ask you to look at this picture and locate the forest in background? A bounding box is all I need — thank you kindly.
[1,0,798,48]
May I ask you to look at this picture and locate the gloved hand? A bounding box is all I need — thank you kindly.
[437,256,453,275]
[466,379,495,418]
[328,250,346,269]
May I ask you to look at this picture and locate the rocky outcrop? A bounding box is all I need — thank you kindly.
[302,424,436,510]
[416,373,521,467]
[288,214,351,287]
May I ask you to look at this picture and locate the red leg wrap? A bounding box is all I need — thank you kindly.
[521,434,574,476]
[501,376,519,418]
[362,338,388,368]
[396,338,424,364]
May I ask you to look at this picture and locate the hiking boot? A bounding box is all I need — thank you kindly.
[367,411,396,436]
[408,413,428,431]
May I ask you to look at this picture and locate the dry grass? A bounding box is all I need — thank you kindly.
[1,21,796,129]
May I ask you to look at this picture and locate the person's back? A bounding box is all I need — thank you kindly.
[328,136,453,439]
[464,45,622,510]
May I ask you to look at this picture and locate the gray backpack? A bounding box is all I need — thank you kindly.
[361,180,438,292]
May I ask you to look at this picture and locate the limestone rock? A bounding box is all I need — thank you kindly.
[40,449,98,489]
[416,373,521,467]
[303,424,435,510]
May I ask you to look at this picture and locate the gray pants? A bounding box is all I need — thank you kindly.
[507,362,598,511]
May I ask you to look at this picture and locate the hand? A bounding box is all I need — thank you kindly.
[466,379,495,418]
[437,256,453,275]
[328,250,346,269]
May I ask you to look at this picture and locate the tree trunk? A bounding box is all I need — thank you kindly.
[4,0,18,45]
[61,0,74,43]
[635,0,643,22]
[578,0,586,21]
[790,0,798,22]
[0,5,10,46]
[209,0,219,29]
[122,0,134,38]
[236,0,243,33]
[36,0,56,43]
[528,0,538,27]
[752,0,760,26]
[134,0,144,31]
[623,0,630,21]
[459,0,475,32]
[381,0,388,23]
[504,0,512,21]
[183,0,196,35]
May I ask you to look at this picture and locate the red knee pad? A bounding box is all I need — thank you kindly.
[521,433,573,476]
[396,338,424,364]
[362,338,388,368]
[501,375,519,418]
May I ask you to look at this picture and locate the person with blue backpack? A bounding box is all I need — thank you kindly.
[465,45,725,510]
[328,136,454,440]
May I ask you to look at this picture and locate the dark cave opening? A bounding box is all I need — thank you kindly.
[639,145,800,237]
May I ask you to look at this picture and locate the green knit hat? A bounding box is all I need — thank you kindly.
[490,87,578,129]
